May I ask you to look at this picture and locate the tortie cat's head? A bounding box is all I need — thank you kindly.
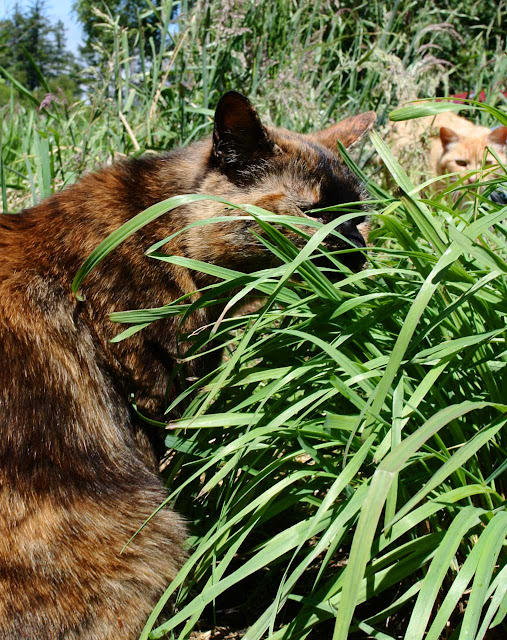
[187,91,375,275]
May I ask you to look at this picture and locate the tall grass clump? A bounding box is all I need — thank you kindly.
[1,0,506,638]
[73,99,507,639]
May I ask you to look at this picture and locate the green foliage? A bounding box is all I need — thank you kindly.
[72,0,172,66]
[1,1,506,638]
[337,0,505,94]
[0,0,80,105]
[73,99,507,639]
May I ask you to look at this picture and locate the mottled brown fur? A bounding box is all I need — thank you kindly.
[0,92,374,639]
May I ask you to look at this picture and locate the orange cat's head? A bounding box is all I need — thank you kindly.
[438,125,507,184]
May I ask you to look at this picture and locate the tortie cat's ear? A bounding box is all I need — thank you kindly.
[488,126,507,147]
[212,91,274,169]
[307,111,376,151]
[440,127,460,148]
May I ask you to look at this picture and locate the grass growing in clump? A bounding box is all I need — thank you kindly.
[1,0,506,638]
[75,101,506,639]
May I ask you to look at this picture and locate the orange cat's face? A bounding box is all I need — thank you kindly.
[438,126,507,184]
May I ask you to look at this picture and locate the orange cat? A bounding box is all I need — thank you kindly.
[390,111,507,188]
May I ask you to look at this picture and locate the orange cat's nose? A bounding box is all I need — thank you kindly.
[466,174,478,185]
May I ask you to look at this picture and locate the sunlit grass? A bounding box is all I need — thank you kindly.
[1,1,506,638]
[71,100,506,639]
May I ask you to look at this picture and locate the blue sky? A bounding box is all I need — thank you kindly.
[0,0,84,56]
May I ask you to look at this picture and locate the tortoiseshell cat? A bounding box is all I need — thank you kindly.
[0,92,374,639]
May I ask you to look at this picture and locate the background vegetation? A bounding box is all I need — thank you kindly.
[0,0,80,104]
[1,1,506,639]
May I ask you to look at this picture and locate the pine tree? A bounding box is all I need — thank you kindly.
[0,1,80,104]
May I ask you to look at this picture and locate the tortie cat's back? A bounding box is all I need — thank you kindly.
[0,476,186,638]
[0,212,187,640]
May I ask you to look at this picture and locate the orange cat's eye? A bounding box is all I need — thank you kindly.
[456,160,468,167]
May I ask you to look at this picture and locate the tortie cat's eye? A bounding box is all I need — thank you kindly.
[302,204,365,227]
[456,159,469,167]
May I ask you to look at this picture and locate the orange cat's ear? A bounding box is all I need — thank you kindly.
[307,111,376,151]
[212,92,274,169]
[488,126,507,147]
[440,127,460,148]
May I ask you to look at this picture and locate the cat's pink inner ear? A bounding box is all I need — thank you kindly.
[440,127,460,147]
[488,126,507,147]
[307,111,376,150]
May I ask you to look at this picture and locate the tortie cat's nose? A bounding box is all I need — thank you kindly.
[338,220,367,249]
